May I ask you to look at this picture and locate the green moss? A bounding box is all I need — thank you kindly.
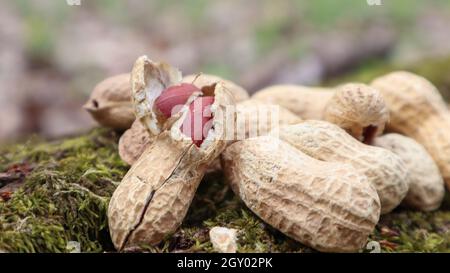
[370,207,450,253]
[1,128,449,253]
[0,129,127,253]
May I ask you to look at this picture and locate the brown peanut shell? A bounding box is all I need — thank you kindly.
[234,99,302,141]
[276,121,409,214]
[118,120,154,165]
[374,133,445,211]
[222,136,380,252]
[252,85,334,119]
[108,56,235,250]
[371,71,450,190]
[324,83,389,143]
[83,73,134,129]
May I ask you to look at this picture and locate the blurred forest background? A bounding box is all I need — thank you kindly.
[1,0,450,143]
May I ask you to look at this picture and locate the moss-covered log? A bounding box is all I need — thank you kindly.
[0,128,449,253]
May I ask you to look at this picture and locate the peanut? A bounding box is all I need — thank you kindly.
[183,73,249,103]
[252,85,334,119]
[118,120,154,165]
[180,96,215,147]
[221,136,380,252]
[83,73,135,129]
[275,121,409,214]
[323,83,389,144]
[155,83,200,117]
[374,133,445,211]
[371,71,450,190]
[108,56,235,250]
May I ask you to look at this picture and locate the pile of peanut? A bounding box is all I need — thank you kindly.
[85,56,448,253]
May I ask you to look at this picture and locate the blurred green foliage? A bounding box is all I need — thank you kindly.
[10,0,450,69]
[200,62,234,80]
[328,56,450,101]
[24,16,54,62]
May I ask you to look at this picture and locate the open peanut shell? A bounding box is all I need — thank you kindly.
[108,56,236,251]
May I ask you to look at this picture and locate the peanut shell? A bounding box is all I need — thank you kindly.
[83,73,134,129]
[371,71,450,190]
[108,56,235,250]
[324,83,389,143]
[222,136,380,252]
[118,120,154,165]
[234,99,301,140]
[252,85,334,119]
[276,121,409,214]
[374,133,445,211]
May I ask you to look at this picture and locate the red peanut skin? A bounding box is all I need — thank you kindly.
[181,96,214,147]
[155,83,200,117]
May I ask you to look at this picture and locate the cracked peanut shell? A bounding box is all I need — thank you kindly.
[108,56,235,250]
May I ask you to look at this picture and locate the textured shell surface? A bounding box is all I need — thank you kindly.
[108,133,201,250]
[108,56,236,250]
[252,85,334,119]
[84,73,135,129]
[221,136,380,252]
[234,99,302,140]
[118,120,154,165]
[324,83,389,142]
[370,71,446,134]
[117,121,227,173]
[91,73,132,101]
[371,71,447,114]
[182,74,249,103]
[276,120,409,214]
[374,133,445,211]
[414,113,450,188]
[371,71,450,189]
